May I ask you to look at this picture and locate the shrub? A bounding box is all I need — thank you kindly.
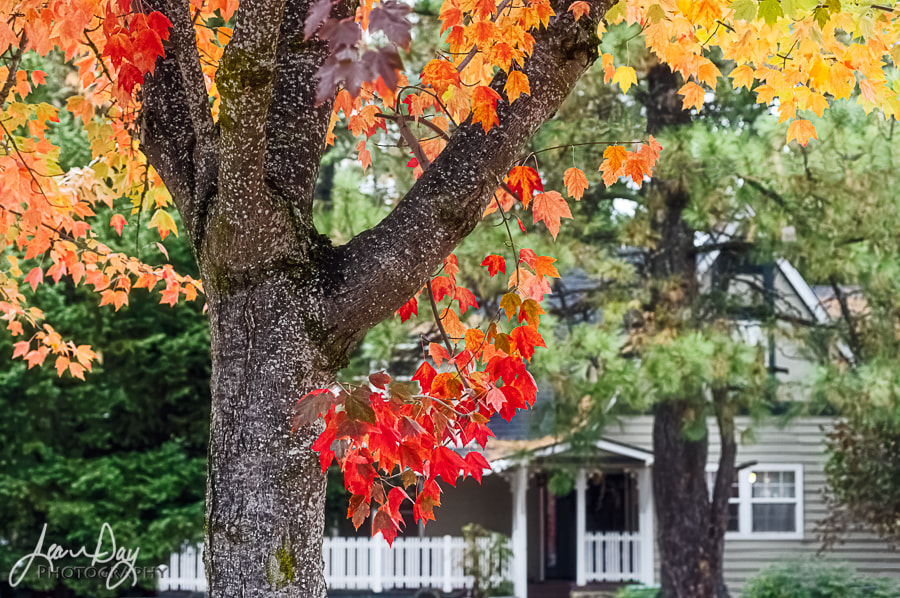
[614,585,660,598]
[742,558,900,598]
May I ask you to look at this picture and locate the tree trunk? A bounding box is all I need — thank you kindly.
[204,275,334,597]
[653,400,717,598]
[137,0,610,594]
[643,63,733,598]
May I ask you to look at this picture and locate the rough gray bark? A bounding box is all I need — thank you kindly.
[643,63,732,598]
[137,0,611,594]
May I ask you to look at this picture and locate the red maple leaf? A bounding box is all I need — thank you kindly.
[471,86,502,132]
[397,296,418,322]
[506,166,543,206]
[429,446,467,485]
[510,325,546,360]
[480,254,507,277]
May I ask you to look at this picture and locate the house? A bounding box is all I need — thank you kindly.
[160,258,899,596]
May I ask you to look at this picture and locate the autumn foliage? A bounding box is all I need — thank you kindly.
[2,0,899,544]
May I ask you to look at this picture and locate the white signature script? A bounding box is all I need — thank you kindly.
[9,522,141,589]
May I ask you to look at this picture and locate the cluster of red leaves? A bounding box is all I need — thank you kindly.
[312,98,661,539]
[296,246,562,542]
[100,3,172,101]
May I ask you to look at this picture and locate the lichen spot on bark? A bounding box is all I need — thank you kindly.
[268,538,297,590]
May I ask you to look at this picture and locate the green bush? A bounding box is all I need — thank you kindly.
[742,558,900,598]
[614,585,660,598]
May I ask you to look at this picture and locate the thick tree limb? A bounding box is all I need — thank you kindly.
[215,0,288,207]
[141,53,204,246]
[263,0,351,226]
[141,0,217,249]
[320,0,609,344]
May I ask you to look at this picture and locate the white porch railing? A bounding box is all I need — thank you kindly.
[159,536,510,593]
[584,531,641,583]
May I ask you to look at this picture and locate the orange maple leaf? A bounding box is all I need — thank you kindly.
[786,119,817,146]
[471,86,502,132]
[568,0,591,20]
[563,167,588,199]
[422,59,460,96]
[506,165,543,206]
[468,20,499,46]
[678,81,706,111]
[532,191,572,239]
[110,214,127,235]
[504,70,530,102]
[599,145,628,186]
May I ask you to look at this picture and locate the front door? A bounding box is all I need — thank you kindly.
[544,488,576,580]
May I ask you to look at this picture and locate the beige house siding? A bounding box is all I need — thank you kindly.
[605,415,900,592]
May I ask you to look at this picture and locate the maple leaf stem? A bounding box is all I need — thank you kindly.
[396,85,458,128]
[0,29,26,103]
[0,206,76,244]
[715,19,736,32]
[394,112,433,168]
[425,278,472,391]
[134,163,150,258]
[495,185,521,290]
[529,140,644,158]
[82,32,116,87]
[0,119,52,202]
[377,112,451,141]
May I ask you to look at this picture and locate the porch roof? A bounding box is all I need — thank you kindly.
[485,435,654,472]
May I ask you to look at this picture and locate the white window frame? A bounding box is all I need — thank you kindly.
[706,463,804,540]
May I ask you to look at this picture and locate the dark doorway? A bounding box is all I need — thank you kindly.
[587,472,638,533]
[544,489,576,580]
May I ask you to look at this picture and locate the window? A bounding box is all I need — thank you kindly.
[706,464,803,539]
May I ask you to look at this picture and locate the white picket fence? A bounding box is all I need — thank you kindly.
[159,536,510,593]
[584,531,641,583]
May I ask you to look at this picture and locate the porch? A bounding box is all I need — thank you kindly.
[160,437,656,597]
[493,437,655,597]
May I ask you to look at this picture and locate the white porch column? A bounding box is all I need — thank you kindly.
[575,468,587,587]
[637,465,655,585]
[511,465,528,598]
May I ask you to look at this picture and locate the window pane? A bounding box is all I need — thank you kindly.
[751,470,796,498]
[752,503,796,532]
[727,503,739,532]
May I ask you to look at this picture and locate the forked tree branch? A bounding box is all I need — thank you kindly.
[320,0,611,345]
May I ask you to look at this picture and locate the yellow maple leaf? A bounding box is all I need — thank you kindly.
[612,66,637,93]
[148,209,178,240]
[730,64,756,90]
